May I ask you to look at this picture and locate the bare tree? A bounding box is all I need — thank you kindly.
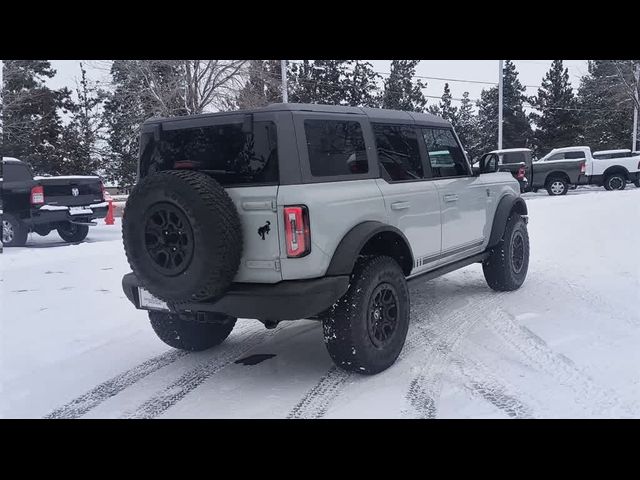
[611,60,640,111]
[118,60,248,116]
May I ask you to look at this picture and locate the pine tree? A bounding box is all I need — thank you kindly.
[454,92,480,161]
[530,60,580,156]
[577,60,638,150]
[288,60,352,105]
[475,60,533,154]
[344,61,381,107]
[102,60,149,189]
[59,64,107,175]
[380,60,427,112]
[1,60,72,174]
[428,83,458,123]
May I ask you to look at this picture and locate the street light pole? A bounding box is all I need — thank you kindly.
[498,59,504,150]
[633,63,639,151]
[281,60,288,104]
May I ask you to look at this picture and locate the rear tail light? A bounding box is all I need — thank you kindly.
[580,161,586,174]
[284,205,310,258]
[516,166,526,180]
[30,185,44,205]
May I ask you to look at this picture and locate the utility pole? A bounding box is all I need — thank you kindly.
[498,59,504,150]
[281,60,288,103]
[633,63,639,151]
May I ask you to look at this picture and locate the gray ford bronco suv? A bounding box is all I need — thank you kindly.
[121,103,529,374]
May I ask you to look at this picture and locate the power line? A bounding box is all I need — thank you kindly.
[287,60,543,89]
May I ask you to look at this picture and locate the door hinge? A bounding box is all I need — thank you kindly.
[271,199,277,212]
[274,259,281,271]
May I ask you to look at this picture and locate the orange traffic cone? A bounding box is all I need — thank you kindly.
[105,199,115,225]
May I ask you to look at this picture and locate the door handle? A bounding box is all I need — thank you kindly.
[443,194,459,203]
[391,201,410,210]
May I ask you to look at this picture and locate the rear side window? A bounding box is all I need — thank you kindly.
[143,121,278,186]
[372,124,423,181]
[564,151,586,160]
[304,120,368,177]
[421,128,469,177]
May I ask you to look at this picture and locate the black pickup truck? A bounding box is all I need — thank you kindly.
[1,157,108,247]
[480,148,588,196]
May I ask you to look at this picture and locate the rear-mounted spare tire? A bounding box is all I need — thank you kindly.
[122,170,242,303]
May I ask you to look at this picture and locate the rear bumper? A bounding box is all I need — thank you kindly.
[121,272,351,321]
[28,203,108,226]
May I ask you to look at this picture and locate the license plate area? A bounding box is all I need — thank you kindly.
[69,206,93,215]
[138,287,170,311]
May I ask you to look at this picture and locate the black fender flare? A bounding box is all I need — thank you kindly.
[325,221,414,276]
[602,166,629,179]
[487,195,528,248]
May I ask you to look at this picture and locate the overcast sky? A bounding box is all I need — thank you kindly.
[47,60,590,109]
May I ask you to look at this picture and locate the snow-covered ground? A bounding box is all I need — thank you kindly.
[1,187,639,418]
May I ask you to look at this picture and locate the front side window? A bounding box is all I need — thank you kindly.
[421,128,469,177]
[304,120,368,177]
[373,124,423,181]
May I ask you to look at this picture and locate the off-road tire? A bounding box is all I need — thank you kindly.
[122,170,242,303]
[149,311,236,351]
[323,256,410,375]
[483,214,530,291]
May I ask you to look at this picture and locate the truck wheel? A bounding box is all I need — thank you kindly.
[604,173,626,191]
[546,178,568,196]
[149,311,236,351]
[634,179,640,188]
[483,214,529,292]
[323,256,410,375]
[34,225,52,237]
[57,223,89,243]
[2,215,28,247]
[122,170,242,303]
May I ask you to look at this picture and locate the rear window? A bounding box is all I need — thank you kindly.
[3,163,32,182]
[304,120,368,177]
[501,152,527,164]
[141,121,278,186]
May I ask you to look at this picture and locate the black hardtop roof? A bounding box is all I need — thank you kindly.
[143,103,450,128]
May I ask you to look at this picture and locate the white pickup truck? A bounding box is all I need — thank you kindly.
[538,146,640,191]
[589,148,640,189]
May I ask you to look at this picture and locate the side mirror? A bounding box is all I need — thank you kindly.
[478,153,499,174]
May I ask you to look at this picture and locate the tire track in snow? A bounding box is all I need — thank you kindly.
[121,324,282,419]
[286,283,452,419]
[44,349,189,419]
[483,306,632,417]
[449,355,535,419]
[287,367,351,419]
[402,290,505,418]
[45,322,255,419]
